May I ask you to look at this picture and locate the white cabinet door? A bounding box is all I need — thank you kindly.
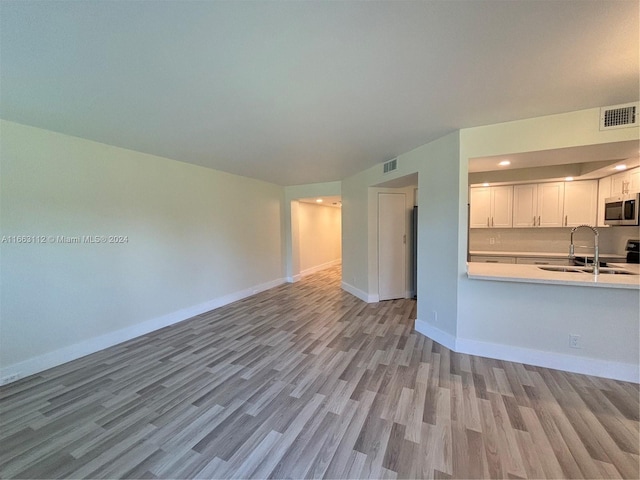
[611,171,627,195]
[470,186,513,228]
[629,167,640,193]
[491,185,513,228]
[537,182,565,227]
[563,180,597,227]
[469,187,491,228]
[513,184,537,227]
[597,176,612,227]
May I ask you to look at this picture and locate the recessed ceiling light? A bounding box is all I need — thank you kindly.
[565,177,574,181]
[482,182,490,187]
[316,198,323,203]
[614,164,627,171]
[498,160,511,166]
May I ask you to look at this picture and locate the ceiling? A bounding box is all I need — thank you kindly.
[1,1,638,186]
[298,196,342,208]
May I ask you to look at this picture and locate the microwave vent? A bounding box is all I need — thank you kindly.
[599,102,638,130]
[383,158,398,174]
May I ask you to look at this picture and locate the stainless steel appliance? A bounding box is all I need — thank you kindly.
[604,193,640,226]
[625,239,639,264]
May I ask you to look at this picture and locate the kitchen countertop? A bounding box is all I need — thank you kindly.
[469,250,627,260]
[467,262,640,289]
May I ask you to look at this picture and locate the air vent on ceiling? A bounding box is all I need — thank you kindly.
[599,102,638,130]
[383,158,398,174]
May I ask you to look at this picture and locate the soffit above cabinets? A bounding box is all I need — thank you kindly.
[469,140,640,185]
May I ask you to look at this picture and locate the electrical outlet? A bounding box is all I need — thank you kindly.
[0,373,20,385]
[489,237,495,245]
[569,334,581,349]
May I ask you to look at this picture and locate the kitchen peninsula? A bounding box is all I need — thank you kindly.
[467,261,640,289]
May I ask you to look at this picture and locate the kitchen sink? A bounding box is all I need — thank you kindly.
[538,266,588,273]
[596,268,637,275]
[538,266,637,275]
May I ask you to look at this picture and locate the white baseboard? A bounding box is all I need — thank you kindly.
[455,337,639,383]
[300,259,341,277]
[0,277,286,385]
[414,318,639,383]
[287,259,340,284]
[414,319,457,351]
[341,281,379,303]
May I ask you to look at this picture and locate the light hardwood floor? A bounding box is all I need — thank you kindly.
[1,265,638,479]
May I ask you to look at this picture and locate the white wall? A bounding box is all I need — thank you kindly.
[297,202,341,274]
[0,120,285,380]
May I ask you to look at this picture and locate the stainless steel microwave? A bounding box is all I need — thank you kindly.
[604,193,640,226]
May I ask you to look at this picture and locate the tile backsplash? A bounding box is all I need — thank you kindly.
[469,226,640,255]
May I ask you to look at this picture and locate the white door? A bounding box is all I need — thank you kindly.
[378,193,406,301]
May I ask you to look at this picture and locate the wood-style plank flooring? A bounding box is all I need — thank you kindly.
[1,265,638,479]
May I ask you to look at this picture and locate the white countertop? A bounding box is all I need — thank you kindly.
[607,263,640,274]
[469,250,626,260]
[467,262,640,290]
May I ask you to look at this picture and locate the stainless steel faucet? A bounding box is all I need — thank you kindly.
[569,224,599,275]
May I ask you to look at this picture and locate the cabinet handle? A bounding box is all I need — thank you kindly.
[486,260,499,263]
[487,217,490,227]
[565,215,568,226]
[534,261,549,265]
[533,216,536,226]
[491,217,494,227]
[538,216,541,226]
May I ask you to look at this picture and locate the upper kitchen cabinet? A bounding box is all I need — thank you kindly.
[611,166,640,195]
[597,176,612,227]
[512,184,538,227]
[563,180,597,227]
[469,185,513,228]
[630,168,640,193]
[513,182,565,227]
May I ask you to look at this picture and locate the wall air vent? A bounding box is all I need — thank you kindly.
[383,158,398,174]
[600,102,638,130]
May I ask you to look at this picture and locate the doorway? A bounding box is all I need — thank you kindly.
[289,196,342,282]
